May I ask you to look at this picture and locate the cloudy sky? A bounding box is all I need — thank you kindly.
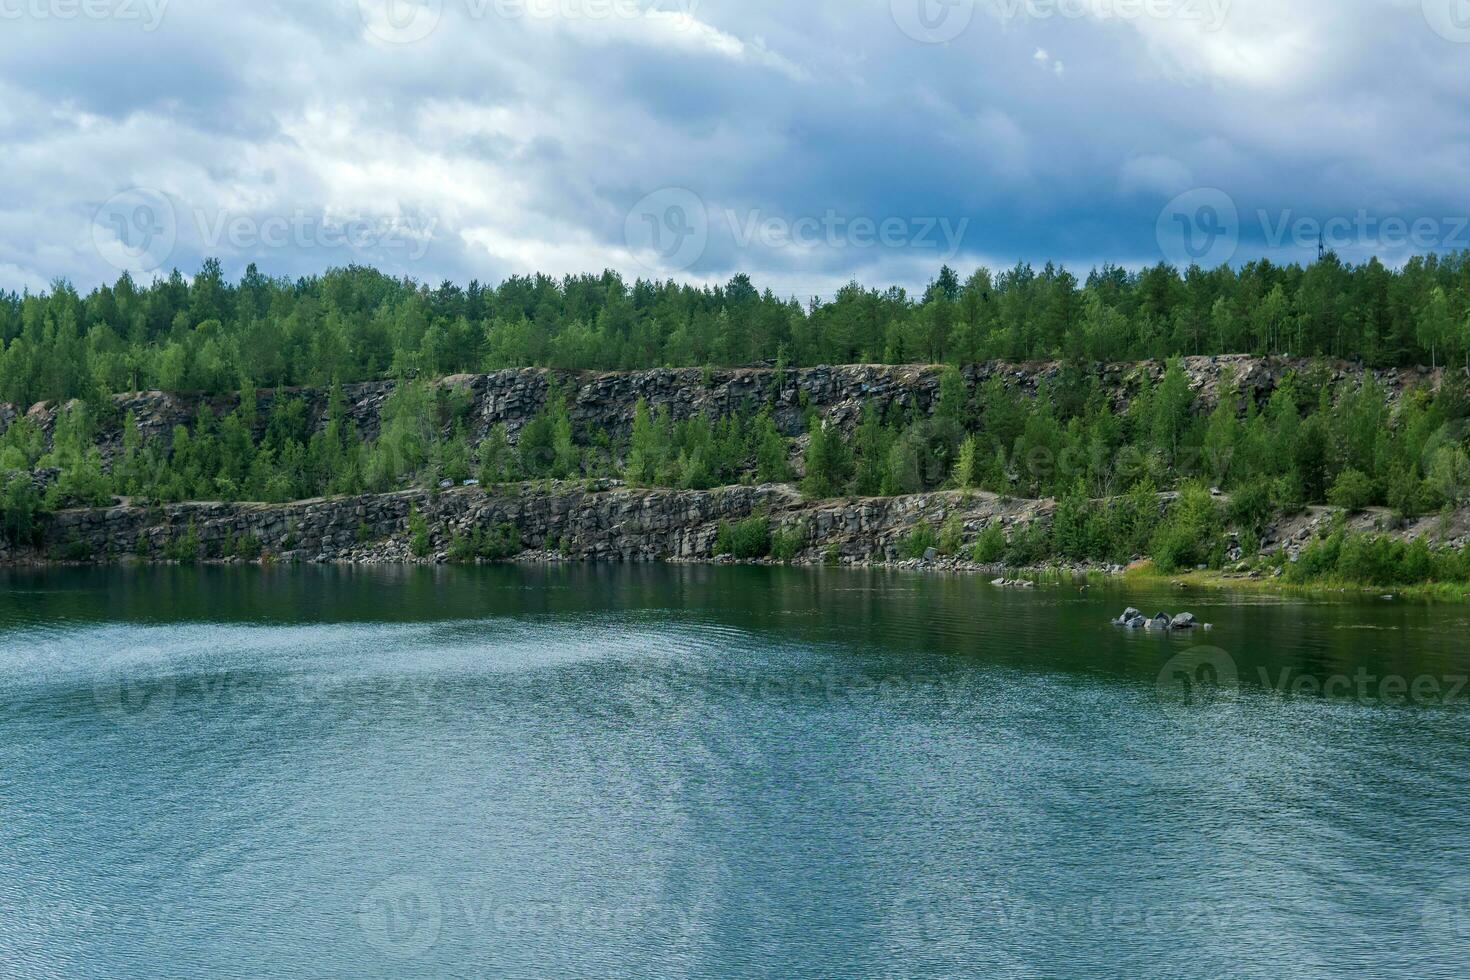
[2,0,1469,296]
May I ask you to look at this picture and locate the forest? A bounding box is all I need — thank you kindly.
[3,256,1470,586]
[3,253,1470,409]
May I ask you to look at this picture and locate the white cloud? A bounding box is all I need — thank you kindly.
[0,0,1465,293]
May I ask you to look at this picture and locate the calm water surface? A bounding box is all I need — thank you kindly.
[2,565,1470,978]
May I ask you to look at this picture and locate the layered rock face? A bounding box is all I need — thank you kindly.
[29,484,1053,566]
[0,356,1440,461]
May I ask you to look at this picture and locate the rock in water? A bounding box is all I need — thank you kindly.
[1113,607,1144,627]
[1148,614,1171,630]
[1170,613,1198,630]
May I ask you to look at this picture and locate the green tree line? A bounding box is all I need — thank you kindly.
[6,254,1470,410]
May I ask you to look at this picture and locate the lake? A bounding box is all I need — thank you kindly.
[2,565,1469,978]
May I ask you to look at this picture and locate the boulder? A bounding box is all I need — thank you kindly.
[1170,612,1198,630]
[1147,614,1171,630]
[1123,614,1147,630]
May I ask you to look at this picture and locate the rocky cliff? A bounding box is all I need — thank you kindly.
[0,356,1444,461]
[14,482,1052,568]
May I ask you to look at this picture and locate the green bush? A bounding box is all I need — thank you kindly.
[900,521,939,559]
[448,523,522,562]
[1149,482,1225,572]
[1282,529,1470,587]
[1004,521,1052,566]
[770,522,807,563]
[715,517,771,560]
[1,473,43,546]
[1328,468,1375,513]
[407,506,431,557]
[938,515,966,556]
[1227,480,1274,541]
[165,522,201,562]
[970,523,1006,563]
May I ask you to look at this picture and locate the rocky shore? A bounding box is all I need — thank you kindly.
[4,482,1054,568]
[7,478,1467,572]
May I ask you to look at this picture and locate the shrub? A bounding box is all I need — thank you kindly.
[1271,473,1307,517]
[900,521,939,559]
[970,523,1006,564]
[408,506,431,557]
[448,523,522,562]
[1227,480,1274,542]
[715,516,771,560]
[1,473,43,546]
[1004,521,1051,566]
[1149,482,1225,573]
[165,522,201,563]
[1328,468,1375,513]
[770,522,807,563]
[938,515,966,556]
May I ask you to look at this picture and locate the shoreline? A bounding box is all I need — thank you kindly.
[9,546,1470,603]
[5,481,1469,600]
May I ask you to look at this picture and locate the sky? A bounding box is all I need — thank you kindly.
[2,0,1469,297]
